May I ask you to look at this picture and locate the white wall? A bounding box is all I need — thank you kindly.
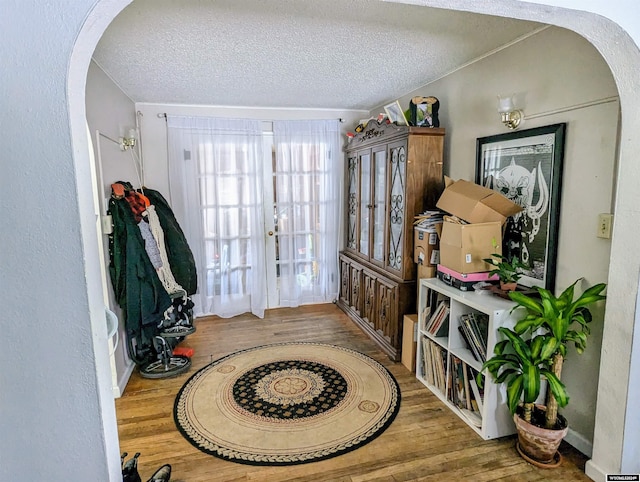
[0,1,125,480]
[85,61,138,396]
[1,1,640,481]
[371,25,617,456]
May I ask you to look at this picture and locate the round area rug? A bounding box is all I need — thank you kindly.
[173,342,401,465]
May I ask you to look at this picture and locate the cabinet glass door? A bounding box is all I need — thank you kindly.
[359,151,371,256]
[388,142,406,271]
[372,148,387,263]
[346,155,358,250]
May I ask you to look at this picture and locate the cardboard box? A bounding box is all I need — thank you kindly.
[436,178,522,225]
[402,314,419,372]
[439,220,502,274]
[414,226,440,266]
[417,263,437,280]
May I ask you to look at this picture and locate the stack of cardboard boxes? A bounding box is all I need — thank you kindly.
[402,177,521,373]
[413,178,521,284]
[433,178,521,288]
[413,211,443,280]
[414,178,522,288]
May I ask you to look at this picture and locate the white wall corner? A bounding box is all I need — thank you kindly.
[565,427,593,458]
[585,458,607,482]
[113,360,135,398]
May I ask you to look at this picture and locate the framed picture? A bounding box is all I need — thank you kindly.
[409,96,440,127]
[384,100,408,126]
[475,123,566,291]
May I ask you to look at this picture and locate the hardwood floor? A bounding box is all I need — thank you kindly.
[115,304,590,481]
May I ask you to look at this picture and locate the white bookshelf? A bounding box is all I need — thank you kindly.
[416,277,523,440]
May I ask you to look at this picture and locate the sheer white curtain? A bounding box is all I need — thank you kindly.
[273,120,341,307]
[166,116,266,319]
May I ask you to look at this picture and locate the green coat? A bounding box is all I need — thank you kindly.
[108,195,171,365]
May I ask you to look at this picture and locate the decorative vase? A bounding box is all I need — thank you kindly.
[513,405,568,467]
[500,281,517,292]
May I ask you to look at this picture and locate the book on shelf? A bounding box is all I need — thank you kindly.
[462,359,472,411]
[418,337,425,378]
[421,337,434,386]
[457,324,482,362]
[459,313,488,362]
[432,342,442,392]
[426,340,437,388]
[469,312,489,356]
[447,359,453,403]
[469,395,479,413]
[431,312,450,338]
[419,304,430,329]
[468,366,484,415]
[460,408,482,428]
[441,348,448,394]
[433,342,447,393]
[447,355,486,423]
[425,300,443,330]
[449,354,460,408]
[421,337,448,392]
[426,300,449,337]
[449,354,472,411]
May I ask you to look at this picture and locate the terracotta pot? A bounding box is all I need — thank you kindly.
[513,405,568,465]
[500,281,517,292]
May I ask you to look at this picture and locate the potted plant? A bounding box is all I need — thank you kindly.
[479,278,607,467]
[483,252,528,291]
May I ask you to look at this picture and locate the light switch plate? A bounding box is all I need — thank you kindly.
[597,213,613,239]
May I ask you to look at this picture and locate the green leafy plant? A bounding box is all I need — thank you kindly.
[480,328,563,425]
[479,278,607,430]
[483,252,529,284]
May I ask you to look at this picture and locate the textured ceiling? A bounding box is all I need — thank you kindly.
[93,0,543,110]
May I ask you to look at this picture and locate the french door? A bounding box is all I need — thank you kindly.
[262,133,279,308]
[261,131,336,309]
[167,116,339,318]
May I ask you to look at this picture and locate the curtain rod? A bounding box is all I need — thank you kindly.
[156,112,345,122]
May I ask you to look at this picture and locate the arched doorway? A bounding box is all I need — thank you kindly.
[68,1,640,479]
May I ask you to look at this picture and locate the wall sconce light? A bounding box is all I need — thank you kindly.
[497,94,524,130]
[119,128,137,151]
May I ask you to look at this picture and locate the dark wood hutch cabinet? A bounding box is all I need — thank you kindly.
[337,123,444,360]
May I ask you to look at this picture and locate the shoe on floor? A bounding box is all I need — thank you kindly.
[147,463,171,482]
[159,324,195,338]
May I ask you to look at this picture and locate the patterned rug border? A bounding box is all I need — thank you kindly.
[173,342,402,466]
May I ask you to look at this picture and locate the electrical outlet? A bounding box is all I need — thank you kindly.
[597,213,613,239]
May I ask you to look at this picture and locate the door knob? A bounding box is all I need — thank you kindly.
[268,231,274,236]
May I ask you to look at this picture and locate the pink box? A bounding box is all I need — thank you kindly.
[436,264,498,291]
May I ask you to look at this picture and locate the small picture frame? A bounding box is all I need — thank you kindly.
[410,96,440,127]
[384,101,408,126]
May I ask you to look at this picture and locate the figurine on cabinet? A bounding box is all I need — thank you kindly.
[410,96,440,127]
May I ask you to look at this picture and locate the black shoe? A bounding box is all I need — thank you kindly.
[147,464,171,482]
[122,452,142,482]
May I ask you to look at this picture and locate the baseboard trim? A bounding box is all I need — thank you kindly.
[564,428,593,458]
[112,361,135,398]
[585,458,607,482]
